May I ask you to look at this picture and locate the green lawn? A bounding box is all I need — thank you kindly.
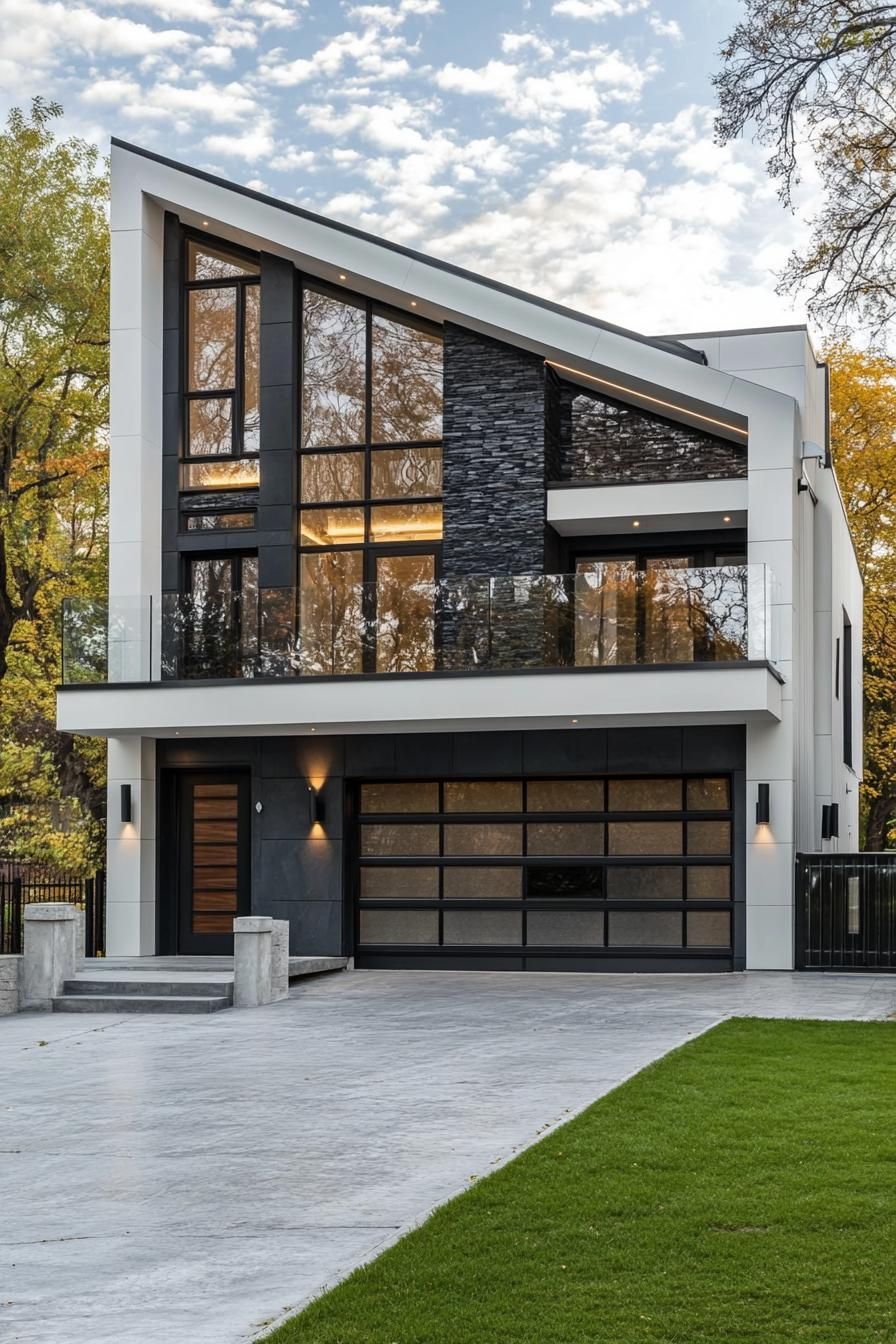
[264,1019,896,1344]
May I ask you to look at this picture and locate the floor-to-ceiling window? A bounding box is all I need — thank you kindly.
[298,285,443,674]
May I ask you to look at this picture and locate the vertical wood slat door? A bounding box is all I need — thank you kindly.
[178,773,250,954]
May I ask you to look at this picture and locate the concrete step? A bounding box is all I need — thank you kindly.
[62,979,233,999]
[53,993,231,1014]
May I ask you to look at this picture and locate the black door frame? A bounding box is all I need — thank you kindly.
[162,768,251,956]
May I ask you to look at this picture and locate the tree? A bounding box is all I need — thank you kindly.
[0,99,109,868]
[827,342,896,846]
[715,2,896,336]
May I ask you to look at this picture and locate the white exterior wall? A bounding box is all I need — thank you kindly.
[105,165,165,953]
[79,146,864,962]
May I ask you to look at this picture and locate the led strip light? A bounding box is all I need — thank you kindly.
[546,360,748,440]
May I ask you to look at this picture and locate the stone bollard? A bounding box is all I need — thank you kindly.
[233,916,273,1008]
[74,908,86,962]
[0,955,22,1015]
[270,920,289,1003]
[23,903,77,1010]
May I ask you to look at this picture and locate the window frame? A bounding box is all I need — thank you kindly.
[298,279,443,549]
[181,232,261,493]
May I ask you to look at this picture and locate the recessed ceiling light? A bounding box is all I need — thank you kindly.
[410,300,417,307]
[201,220,209,226]
[310,727,316,733]
[723,515,732,523]
[339,273,347,280]
[632,519,640,528]
[571,718,579,724]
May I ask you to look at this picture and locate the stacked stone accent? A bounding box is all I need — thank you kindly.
[442,324,552,668]
[552,383,747,485]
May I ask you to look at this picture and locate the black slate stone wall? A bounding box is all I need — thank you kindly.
[553,384,747,486]
[442,323,548,578]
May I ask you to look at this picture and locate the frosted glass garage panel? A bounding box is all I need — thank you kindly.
[442,911,521,945]
[359,909,438,944]
[526,911,605,947]
[359,868,439,899]
[608,912,683,946]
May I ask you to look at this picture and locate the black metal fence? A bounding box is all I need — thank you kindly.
[0,864,105,957]
[795,852,896,971]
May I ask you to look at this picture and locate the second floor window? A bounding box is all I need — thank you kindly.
[298,285,444,675]
[183,240,260,491]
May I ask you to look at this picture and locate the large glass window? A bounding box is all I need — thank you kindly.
[299,284,443,675]
[183,241,260,492]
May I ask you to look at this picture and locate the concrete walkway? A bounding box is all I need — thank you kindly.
[1,970,894,1344]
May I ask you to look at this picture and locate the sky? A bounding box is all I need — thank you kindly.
[0,0,819,336]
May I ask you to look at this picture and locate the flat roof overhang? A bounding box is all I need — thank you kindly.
[57,664,783,739]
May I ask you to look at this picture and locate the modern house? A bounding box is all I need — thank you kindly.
[55,139,862,973]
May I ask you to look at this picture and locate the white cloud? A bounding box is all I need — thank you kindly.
[648,12,682,39]
[204,122,274,158]
[197,44,234,66]
[552,0,647,17]
[435,44,654,120]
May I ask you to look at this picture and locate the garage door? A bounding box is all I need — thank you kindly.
[353,776,735,971]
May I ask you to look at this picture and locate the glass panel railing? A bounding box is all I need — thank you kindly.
[59,565,772,684]
[61,596,152,684]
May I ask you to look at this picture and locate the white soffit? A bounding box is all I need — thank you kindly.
[547,479,749,537]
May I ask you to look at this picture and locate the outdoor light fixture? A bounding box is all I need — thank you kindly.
[723,515,732,523]
[756,783,770,825]
[821,803,839,840]
[632,519,640,528]
[307,784,325,827]
[120,784,132,824]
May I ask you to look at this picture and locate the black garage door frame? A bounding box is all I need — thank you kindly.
[349,773,737,972]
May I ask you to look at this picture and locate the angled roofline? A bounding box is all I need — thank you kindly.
[111,137,706,366]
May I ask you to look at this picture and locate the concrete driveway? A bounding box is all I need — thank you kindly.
[2,969,895,1344]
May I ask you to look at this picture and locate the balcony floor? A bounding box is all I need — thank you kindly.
[57,662,782,737]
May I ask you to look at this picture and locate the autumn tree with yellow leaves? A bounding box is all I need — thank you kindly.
[828,343,896,847]
[0,99,108,868]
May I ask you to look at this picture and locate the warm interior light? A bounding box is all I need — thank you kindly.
[545,359,749,440]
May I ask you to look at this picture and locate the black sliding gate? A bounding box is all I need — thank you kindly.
[795,853,896,971]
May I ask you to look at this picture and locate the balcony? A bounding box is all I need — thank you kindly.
[56,566,781,738]
[61,565,773,685]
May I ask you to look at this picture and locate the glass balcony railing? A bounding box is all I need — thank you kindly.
[60,565,773,685]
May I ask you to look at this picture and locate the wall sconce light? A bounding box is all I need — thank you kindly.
[307,784,325,827]
[756,783,770,825]
[821,803,839,841]
[120,784,132,824]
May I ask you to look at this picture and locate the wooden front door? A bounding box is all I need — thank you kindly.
[177,772,250,954]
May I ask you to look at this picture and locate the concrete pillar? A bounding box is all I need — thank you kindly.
[271,919,289,1003]
[233,916,273,1008]
[22,903,77,1010]
[106,735,156,955]
[0,956,21,1015]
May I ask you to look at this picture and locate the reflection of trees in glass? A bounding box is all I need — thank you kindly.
[301,290,366,447]
[188,242,259,282]
[376,555,435,673]
[371,315,443,443]
[243,285,260,453]
[189,398,232,456]
[575,562,637,666]
[645,565,748,663]
[188,288,236,391]
[301,452,365,503]
[371,446,442,498]
[298,552,364,675]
